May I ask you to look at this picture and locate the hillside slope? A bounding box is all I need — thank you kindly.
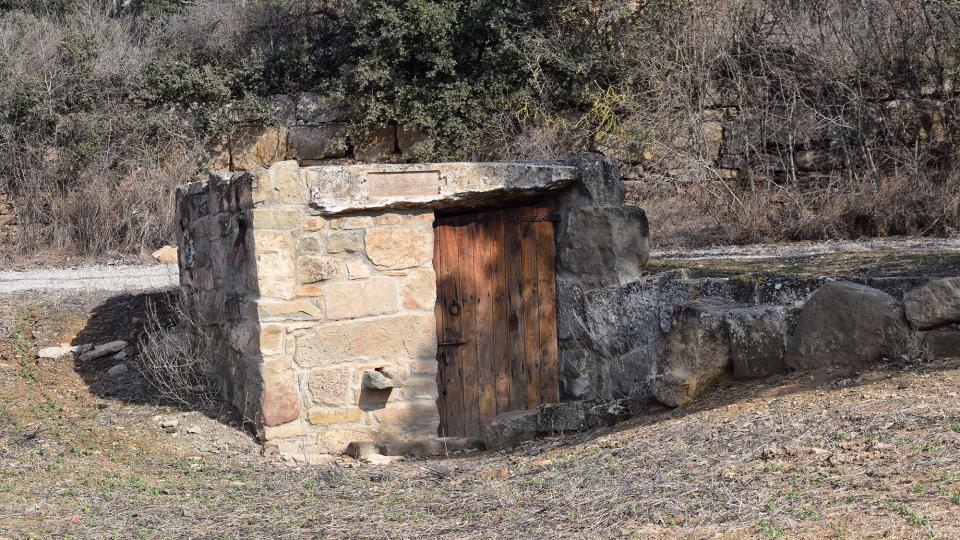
[2,289,959,538]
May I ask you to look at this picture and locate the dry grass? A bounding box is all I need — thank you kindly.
[136,296,219,407]
[2,291,960,539]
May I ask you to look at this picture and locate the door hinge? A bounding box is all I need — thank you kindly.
[438,340,467,347]
[516,212,560,223]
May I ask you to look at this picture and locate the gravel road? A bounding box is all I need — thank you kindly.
[651,236,960,261]
[0,263,179,294]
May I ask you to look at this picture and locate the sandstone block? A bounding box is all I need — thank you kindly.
[298,235,323,253]
[395,375,439,400]
[259,277,296,299]
[329,216,374,229]
[365,224,433,270]
[258,299,324,321]
[904,277,960,330]
[257,325,286,356]
[785,281,907,371]
[484,409,538,449]
[401,267,436,310]
[271,160,307,204]
[326,231,361,253]
[308,407,363,425]
[230,127,287,172]
[297,255,343,283]
[346,260,370,279]
[652,298,735,407]
[296,284,324,297]
[304,216,327,231]
[260,360,301,426]
[264,420,307,440]
[307,368,353,405]
[252,230,295,254]
[725,305,788,379]
[250,208,303,229]
[296,313,436,366]
[287,124,349,160]
[372,402,439,432]
[323,278,399,320]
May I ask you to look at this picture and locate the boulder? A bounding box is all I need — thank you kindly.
[904,277,960,330]
[483,409,538,450]
[652,298,736,407]
[560,206,650,288]
[725,305,788,379]
[922,329,960,359]
[785,281,906,371]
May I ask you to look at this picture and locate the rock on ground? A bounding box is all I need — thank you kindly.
[652,298,736,406]
[904,277,960,330]
[726,305,789,379]
[922,329,960,359]
[484,409,539,450]
[785,281,906,371]
[107,363,128,377]
[37,345,78,359]
[78,340,128,362]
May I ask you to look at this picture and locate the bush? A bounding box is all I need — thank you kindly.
[1,0,959,256]
[136,295,218,406]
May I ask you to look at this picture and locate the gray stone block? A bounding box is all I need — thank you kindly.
[785,281,907,371]
[725,305,788,379]
[560,206,649,288]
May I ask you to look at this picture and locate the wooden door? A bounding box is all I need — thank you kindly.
[433,205,560,439]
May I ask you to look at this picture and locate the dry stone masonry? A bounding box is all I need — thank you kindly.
[176,155,644,461]
[177,151,959,458]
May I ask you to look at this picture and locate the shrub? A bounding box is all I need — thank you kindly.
[136,294,218,406]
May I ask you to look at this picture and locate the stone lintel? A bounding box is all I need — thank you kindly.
[306,162,577,215]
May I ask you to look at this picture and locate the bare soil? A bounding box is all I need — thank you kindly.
[2,290,960,539]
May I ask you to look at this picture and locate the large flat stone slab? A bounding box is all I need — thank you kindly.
[306,162,577,214]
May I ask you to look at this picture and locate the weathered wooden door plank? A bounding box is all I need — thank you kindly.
[503,207,528,413]
[456,216,482,439]
[519,206,543,410]
[534,208,560,405]
[436,217,465,437]
[476,213,498,429]
[490,210,512,415]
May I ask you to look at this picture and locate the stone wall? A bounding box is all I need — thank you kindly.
[213,93,417,173]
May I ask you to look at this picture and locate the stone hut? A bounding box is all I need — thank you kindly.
[175,155,649,460]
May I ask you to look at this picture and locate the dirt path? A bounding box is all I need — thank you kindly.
[0,263,178,294]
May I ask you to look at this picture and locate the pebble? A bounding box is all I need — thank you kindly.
[37,345,79,359]
[107,363,128,377]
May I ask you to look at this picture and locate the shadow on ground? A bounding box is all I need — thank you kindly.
[70,289,248,432]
